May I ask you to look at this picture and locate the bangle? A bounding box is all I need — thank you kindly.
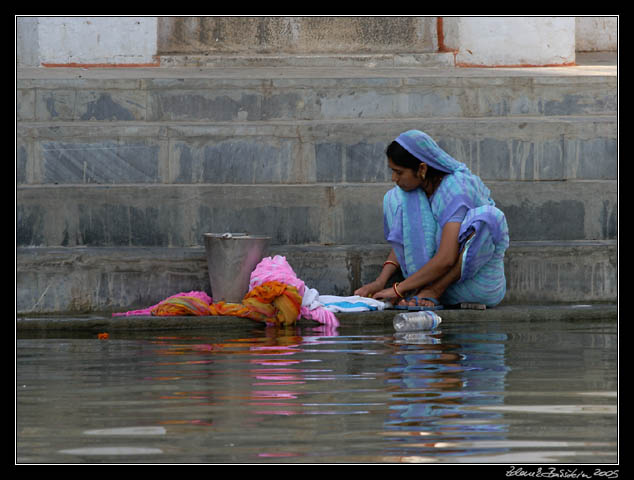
[393,282,404,299]
[383,260,399,269]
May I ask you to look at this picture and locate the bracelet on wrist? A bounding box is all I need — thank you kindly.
[393,282,404,299]
[383,260,399,269]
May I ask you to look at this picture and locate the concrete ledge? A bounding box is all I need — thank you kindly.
[158,52,457,68]
[16,180,617,247]
[17,65,616,123]
[16,241,617,314]
[16,303,618,333]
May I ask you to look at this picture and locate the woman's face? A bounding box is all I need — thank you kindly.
[388,158,424,192]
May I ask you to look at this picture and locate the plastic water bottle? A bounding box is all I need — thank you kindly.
[393,311,442,332]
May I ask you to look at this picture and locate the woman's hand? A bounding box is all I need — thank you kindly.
[353,280,385,298]
[372,287,400,302]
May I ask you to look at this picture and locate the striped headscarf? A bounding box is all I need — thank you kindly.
[395,129,468,174]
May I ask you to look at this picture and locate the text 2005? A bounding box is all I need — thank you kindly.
[506,467,618,479]
[593,470,619,479]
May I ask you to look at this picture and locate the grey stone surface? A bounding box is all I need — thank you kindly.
[16,241,617,314]
[158,52,457,68]
[16,303,618,332]
[16,180,617,248]
[15,54,618,313]
[17,73,617,123]
[157,17,439,55]
[16,117,617,185]
[40,140,161,184]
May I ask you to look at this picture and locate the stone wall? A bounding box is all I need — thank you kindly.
[157,17,438,55]
[17,16,619,68]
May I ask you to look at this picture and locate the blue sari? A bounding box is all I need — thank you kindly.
[383,130,509,307]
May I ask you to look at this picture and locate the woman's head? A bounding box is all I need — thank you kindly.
[386,140,445,192]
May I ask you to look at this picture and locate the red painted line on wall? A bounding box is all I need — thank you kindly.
[42,61,161,68]
[436,17,459,66]
[436,17,457,54]
[436,17,446,52]
[455,61,577,68]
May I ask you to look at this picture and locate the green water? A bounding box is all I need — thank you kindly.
[16,316,618,464]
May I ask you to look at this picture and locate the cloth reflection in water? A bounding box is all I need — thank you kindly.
[385,330,510,459]
[148,324,510,460]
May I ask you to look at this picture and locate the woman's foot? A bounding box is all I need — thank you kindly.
[398,287,443,307]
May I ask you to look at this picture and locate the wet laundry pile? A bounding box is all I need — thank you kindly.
[113,256,387,327]
[112,291,213,318]
[207,281,303,326]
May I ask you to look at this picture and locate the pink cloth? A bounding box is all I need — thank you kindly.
[249,256,339,327]
[302,304,339,327]
[249,255,306,295]
[113,256,339,327]
[112,291,212,317]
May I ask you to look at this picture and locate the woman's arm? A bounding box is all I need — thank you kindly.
[374,222,461,300]
[353,249,400,297]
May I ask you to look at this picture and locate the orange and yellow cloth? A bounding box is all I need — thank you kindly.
[150,281,302,326]
[150,294,213,317]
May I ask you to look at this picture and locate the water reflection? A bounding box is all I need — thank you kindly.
[118,324,512,460]
[383,329,511,461]
[16,317,617,463]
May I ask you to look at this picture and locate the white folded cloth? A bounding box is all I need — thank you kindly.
[318,295,387,313]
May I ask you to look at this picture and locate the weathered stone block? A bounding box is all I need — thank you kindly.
[157,17,438,55]
[40,141,161,184]
[16,180,618,249]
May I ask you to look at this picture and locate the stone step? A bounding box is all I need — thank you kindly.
[16,57,618,315]
[158,52,457,68]
[17,115,617,185]
[16,240,617,314]
[17,180,617,247]
[17,62,616,124]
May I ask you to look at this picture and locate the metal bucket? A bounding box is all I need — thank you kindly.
[204,233,271,303]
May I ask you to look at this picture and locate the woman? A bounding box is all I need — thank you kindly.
[355,130,509,308]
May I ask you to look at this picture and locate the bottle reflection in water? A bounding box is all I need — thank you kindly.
[393,311,442,332]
